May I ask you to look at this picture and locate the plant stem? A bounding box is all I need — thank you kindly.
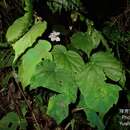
[11,69,41,130]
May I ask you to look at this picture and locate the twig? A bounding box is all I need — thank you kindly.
[11,69,41,130]
[65,122,71,130]
[3,0,7,8]
[72,108,83,113]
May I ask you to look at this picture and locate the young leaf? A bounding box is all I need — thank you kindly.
[52,45,84,77]
[77,63,121,116]
[6,13,32,43]
[19,40,52,88]
[13,21,47,62]
[71,29,101,57]
[91,52,125,84]
[6,0,32,43]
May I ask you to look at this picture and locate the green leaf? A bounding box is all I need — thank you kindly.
[31,60,77,123]
[86,109,105,130]
[91,52,125,84]
[78,95,105,130]
[47,0,80,13]
[102,24,123,44]
[31,60,77,94]
[6,0,32,43]
[0,112,27,130]
[119,70,126,87]
[52,45,84,77]
[24,0,33,12]
[13,21,47,62]
[71,29,101,56]
[78,63,121,116]
[6,13,32,43]
[19,40,52,88]
[47,94,71,124]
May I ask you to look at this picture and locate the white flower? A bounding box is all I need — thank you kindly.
[69,26,72,30]
[48,31,60,42]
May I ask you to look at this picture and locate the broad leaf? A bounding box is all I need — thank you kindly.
[52,45,84,77]
[78,95,105,130]
[13,21,47,62]
[78,63,121,116]
[86,109,105,130]
[19,40,52,87]
[71,29,101,56]
[6,0,32,43]
[0,112,27,130]
[31,60,76,94]
[31,60,77,123]
[91,52,125,84]
[6,13,32,43]
[47,94,73,124]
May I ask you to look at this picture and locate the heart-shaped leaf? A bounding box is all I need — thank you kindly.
[71,29,101,56]
[19,40,52,88]
[13,21,47,62]
[52,45,84,77]
[78,62,121,116]
[31,60,77,123]
[6,0,32,43]
[91,52,125,85]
